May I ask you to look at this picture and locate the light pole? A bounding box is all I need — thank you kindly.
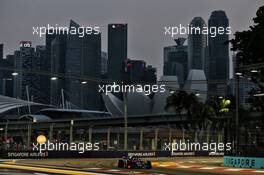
[81,81,87,109]
[50,76,58,106]
[235,72,241,156]
[12,72,18,97]
[4,120,8,150]
[123,90,128,151]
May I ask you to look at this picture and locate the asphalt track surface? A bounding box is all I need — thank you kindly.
[0,158,264,175]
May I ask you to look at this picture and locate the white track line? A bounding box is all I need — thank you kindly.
[86,168,103,170]
[225,168,243,171]
[199,167,218,170]
[108,169,121,172]
[178,166,191,168]
[255,170,264,173]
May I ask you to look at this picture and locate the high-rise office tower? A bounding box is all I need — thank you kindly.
[50,34,67,106]
[35,45,50,104]
[0,54,14,97]
[108,24,127,82]
[46,32,57,72]
[101,52,108,75]
[123,59,146,83]
[188,17,207,71]
[0,44,3,59]
[229,77,256,109]
[208,10,229,98]
[81,26,102,110]
[123,58,157,84]
[44,30,59,104]
[163,38,188,88]
[0,44,4,94]
[14,41,41,102]
[65,20,102,110]
[144,65,157,84]
[13,50,20,98]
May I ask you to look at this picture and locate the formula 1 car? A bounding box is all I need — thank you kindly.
[118,156,152,169]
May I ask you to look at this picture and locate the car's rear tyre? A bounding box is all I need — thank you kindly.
[145,161,152,169]
[118,160,124,168]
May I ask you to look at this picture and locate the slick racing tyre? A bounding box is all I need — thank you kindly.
[145,161,152,169]
[118,160,124,168]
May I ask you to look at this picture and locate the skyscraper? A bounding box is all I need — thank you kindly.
[208,10,229,98]
[46,31,57,73]
[14,41,41,102]
[50,34,67,106]
[44,30,59,104]
[163,38,188,87]
[64,20,102,110]
[188,17,207,71]
[36,45,50,104]
[81,26,102,110]
[144,65,157,84]
[0,54,14,97]
[101,52,108,75]
[123,59,146,83]
[108,24,127,82]
[229,77,256,109]
[0,44,3,60]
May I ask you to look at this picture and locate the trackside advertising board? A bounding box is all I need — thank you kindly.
[224,156,264,169]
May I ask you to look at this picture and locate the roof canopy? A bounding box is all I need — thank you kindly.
[0,95,47,114]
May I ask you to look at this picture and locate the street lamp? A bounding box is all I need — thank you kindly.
[12,72,18,76]
[170,90,175,94]
[253,93,264,97]
[195,93,200,97]
[81,81,87,84]
[51,77,57,81]
[235,72,242,76]
[250,69,259,73]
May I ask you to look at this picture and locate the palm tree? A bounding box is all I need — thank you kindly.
[165,91,185,116]
[165,91,199,118]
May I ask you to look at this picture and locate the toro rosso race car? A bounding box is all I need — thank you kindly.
[118,156,152,169]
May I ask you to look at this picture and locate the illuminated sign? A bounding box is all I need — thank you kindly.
[224,156,264,169]
[20,41,32,48]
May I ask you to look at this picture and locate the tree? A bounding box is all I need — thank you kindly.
[230,6,264,65]
[165,91,208,119]
[230,5,264,112]
[165,91,187,116]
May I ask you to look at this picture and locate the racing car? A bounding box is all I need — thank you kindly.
[118,156,152,169]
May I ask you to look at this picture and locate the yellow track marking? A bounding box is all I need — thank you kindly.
[2,161,16,164]
[6,162,81,171]
[0,163,107,175]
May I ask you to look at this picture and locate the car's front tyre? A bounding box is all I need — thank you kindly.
[145,161,152,169]
[118,160,124,168]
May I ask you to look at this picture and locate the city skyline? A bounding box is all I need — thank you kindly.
[0,0,263,78]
